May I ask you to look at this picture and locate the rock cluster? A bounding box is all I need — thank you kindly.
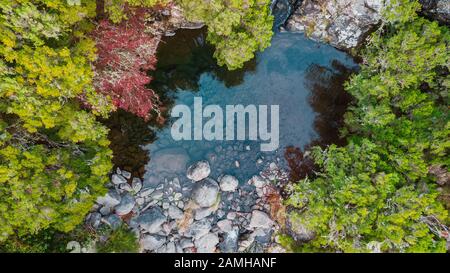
[284,0,450,50]
[285,0,385,50]
[86,161,288,253]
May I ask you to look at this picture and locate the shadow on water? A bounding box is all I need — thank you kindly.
[284,60,358,182]
[101,110,156,178]
[149,27,257,94]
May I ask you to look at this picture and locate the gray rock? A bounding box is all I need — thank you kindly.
[121,170,132,179]
[285,0,384,50]
[168,205,184,219]
[183,219,211,239]
[87,212,101,228]
[420,0,450,24]
[249,175,267,188]
[219,227,239,253]
[103,214,122,230]
[180,238,194,249]
[249,210,273,229]
[96,190,121,208]
[227,212,237,220]
[136,207,167,233]
[194,207,215,220]
[141,235,166,251]
[111,174,127,185]
[132,177,143,193]
[139,187,154,198]
[99,206,113,216]
[115,194,135,216]
[191,178,220,208]
[186,160,211,181]
[217,219,233,233]
[157,242,176,253]
[219,175,239,192]
[195,233,219,253]
[149,190,164,200]
[136,197,145,206]
[119,183,133,192]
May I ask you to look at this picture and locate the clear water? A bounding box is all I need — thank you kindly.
[140,30,357,187]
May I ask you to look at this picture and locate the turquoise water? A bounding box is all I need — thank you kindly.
[137,29,357,186]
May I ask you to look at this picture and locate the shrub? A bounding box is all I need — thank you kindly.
[96,225,139,253]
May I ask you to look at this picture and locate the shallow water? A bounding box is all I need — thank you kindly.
[137,29,357,186]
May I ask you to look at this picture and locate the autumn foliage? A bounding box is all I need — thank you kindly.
[93,8,161,120]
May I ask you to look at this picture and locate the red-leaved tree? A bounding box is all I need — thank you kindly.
[92,8,161,120]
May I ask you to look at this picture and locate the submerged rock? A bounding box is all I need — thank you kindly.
[219,175,239,192]
[146,147,189,176]
[186,160,211,181]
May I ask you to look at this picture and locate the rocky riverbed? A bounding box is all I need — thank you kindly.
[85,160,289,253]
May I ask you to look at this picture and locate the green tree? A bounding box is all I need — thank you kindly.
[0,0,113,242]
[178,0,274,70]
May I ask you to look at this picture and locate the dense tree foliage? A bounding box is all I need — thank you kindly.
[0,0,113,241]
[284,1,449,252]
[178,0,274,70]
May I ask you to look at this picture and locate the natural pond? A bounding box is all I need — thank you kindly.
[106,28,358,187]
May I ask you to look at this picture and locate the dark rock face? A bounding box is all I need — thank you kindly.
[419,0,450,24]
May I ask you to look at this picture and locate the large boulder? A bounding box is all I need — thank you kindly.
[285,0,385,50]
[191,178,220,208]
[145,147,189,175]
